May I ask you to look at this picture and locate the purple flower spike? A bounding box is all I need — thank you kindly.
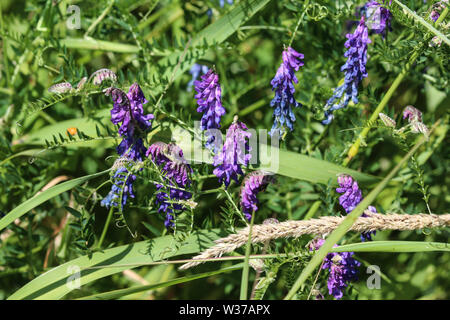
[240,171,274,221]
[105,84,154,159]
[323,17,371,124]
[101,167,136,209]
[146,142,192,228]
[336,175,363,214]
[336,175,377,241]
[194,69,226,150]
[213,119,252,187]
[310,238,361,300]
[364,1,392,37]
[269,47,304,138]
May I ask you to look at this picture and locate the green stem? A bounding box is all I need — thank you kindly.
[97,207,114,248]
[343,7,448,166]
[240,212,255,300]
[0,5,10,87]
[84,0,114,38]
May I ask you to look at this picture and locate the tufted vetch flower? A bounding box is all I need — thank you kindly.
[322,16,371,124]
[310,238,361,300]
[194,69,226,150]
[240,171,274,221]
[213,118,252,187]
[105,84,154,160]
[146,142,193,228]
[101,167,136,209]
[336,174,377,241]
[269,47,304,138]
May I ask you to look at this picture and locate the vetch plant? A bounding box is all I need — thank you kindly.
[0,0,448,302]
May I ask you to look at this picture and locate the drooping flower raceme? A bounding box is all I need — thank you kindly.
[269,47,304,138]
[146,142,193,228]
[323,17,371,125]
[213,119,252,187]
[240,171,273,221]
[310,238,361,300]
[364,1,392,36]
[102,83,154,210]
[101,167,136,209]
[336,174,377,241]
[187,64,209,92]
[194,69,226,150]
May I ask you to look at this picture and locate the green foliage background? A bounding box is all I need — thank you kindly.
[0,0,448,300]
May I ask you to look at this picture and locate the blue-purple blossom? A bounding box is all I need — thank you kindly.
[213,119,252,187]
[323,17,371,125]
[269,47,304,138]
[146,142,192,228]
[240,171,273,221]
[364,1,392,37]
[336,174,377,241]
[187,64,209,92]
[101,167,136,209]
[310,238,361,300]
[194,69,226,150]
[105,84,154,160]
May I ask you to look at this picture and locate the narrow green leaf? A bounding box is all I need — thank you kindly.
[77,263,243,300]
[8,229,225,300]
[0,170,110,232]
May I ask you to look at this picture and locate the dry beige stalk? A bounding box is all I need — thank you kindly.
[179,212,450,270]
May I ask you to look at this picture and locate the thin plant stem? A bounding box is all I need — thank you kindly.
[240,212,255,300]
[343,8,448,166]
[284,124,434,300]
[97,207,114,248]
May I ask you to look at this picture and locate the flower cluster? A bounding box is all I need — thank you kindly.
[336,175,376,241]
[323,17,371,125]
[310,238,361,300]
[194,69,226,150]
[146,142,193,228]
[430,1,448,22]
[105,84,154,161]
[213,118,252,187]
[101,83,153,209]
[187,64,209,92]
[101,167,136,209]
[240,171,274,221]
[364,1,392,37]
[269,47,304,138]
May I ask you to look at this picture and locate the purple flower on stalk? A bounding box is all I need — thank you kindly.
[240,171,274,221]
[194,69,226,150]
[213,118,252,187]
[323,17,371,124]
[101,167,136,209]
[146,142,192,228]
[269,47,304,138]
[336,175,363,213]
[310,238,361,300]
[105,84,154,160]
[336,175,377,241]
[364,1,392,37]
